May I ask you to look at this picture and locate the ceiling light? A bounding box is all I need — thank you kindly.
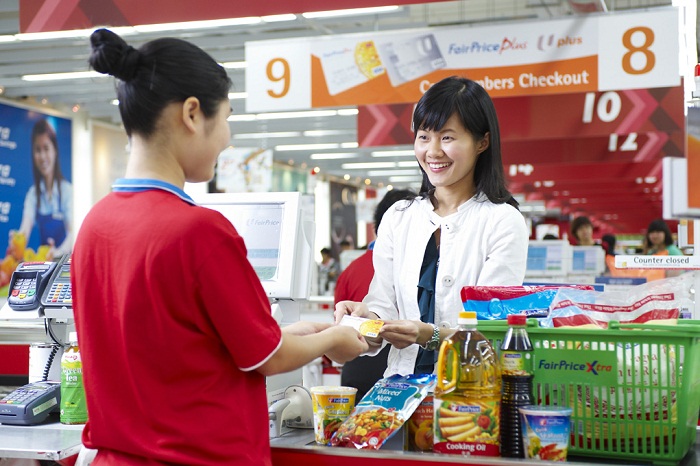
[303,130,354,137]
[111,99,119,105]
[341,142,359,148]
[228,114,256,122]
[364,179,372,185]
[342,162,397,169]
[15,26,134,41]
[367,169,420,176]
[302,6,400,19]
[262,14,298,22]
[388,175,423,182]
[258,110,337,120]
[0,35,16,43]
[22,70,105,81]
[228,92,247,99]
[222,61,247,69]
[371,150,415,157]
[134,17,261,33]
[276,143,340,151]
[310,153,358,160]
[344,174,350,180]
[233,131,300,139]
[337,109,359,116]
[397,161,419,167]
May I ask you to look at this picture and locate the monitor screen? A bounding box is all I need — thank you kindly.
[191,192,314,300]
[526,240,570,277]
[570,246,605,274]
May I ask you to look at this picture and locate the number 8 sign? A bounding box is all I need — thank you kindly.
[597,8,679,91]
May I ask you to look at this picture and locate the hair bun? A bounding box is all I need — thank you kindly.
[114,45,141,81]
[89,28,141,81]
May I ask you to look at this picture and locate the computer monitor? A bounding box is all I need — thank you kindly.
[525,240,571,277]
[191,192,315,301]
[570,245,605,275]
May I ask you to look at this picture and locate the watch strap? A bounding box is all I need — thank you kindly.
[424,323,440,351]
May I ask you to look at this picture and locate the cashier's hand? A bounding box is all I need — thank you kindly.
[379,320,422,349]
[282,320,331,336]
[334,300,375,324]
[322,326,369,363]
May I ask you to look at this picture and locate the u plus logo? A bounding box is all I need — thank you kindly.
[537,34,555,51]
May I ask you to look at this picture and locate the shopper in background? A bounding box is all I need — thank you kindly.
[570,215,596,246]
[318,247,340,294]
[335,188,417,401]
[601,233,617,276]
[73,28,367,466]
[334,76,529,376]
[643,218,683,256]
[8,118,73,260]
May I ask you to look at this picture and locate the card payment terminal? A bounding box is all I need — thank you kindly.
[7,261,57,311]
[0,381,60,425]
[41,254,73,308]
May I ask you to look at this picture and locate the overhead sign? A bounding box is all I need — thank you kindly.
[246,7,680,112]
[357,85,685,154]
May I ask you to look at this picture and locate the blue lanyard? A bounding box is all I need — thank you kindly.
[111,178,196,205]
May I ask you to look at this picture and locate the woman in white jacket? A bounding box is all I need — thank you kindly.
[335,76,529,376]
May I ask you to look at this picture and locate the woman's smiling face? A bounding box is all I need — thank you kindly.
[414,112,488,192]
[33,132,56,180]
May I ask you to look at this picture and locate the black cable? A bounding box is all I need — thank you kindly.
[41,345,60,382]
[41,318,69,381]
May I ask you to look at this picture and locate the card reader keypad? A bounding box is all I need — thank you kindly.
[9,278,36,304]
[45,282,72,305]
[1,386,44,405]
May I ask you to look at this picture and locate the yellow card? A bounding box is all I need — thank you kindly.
[339,315,384,338]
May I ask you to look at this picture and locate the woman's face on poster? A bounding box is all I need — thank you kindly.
[33,132,56,179]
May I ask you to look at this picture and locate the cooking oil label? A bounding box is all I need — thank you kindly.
[500,351,533,376]
[433,398,500,456]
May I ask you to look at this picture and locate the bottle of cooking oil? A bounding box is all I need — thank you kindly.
[60,332,88,425]
[434,311,501,456]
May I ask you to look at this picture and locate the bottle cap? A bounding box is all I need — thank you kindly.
[68,331,78,343]
[458,311,478,325]
[507,314,527,325]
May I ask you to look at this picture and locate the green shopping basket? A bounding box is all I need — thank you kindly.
[478,319,700,465]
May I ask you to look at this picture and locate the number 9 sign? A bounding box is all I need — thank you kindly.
[597,8,679,91]
[245,40,311,113]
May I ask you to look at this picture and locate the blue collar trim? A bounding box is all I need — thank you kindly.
[111,178,196,205]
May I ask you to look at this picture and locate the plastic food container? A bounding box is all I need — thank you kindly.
[310,386,357,445]
[519,405,572,461]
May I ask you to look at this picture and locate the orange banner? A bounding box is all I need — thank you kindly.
[312,56,598,108]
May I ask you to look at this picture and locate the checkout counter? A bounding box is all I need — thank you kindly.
[0,421,699,466]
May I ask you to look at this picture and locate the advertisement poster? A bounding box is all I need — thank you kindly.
[329,181,357,260]
[215,147,273,193]
[246,7,680,112]
[0,102,72,296]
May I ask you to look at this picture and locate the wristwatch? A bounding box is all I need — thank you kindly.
[423,323,440,351]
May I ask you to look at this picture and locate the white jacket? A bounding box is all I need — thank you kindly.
[364,194,529,376]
